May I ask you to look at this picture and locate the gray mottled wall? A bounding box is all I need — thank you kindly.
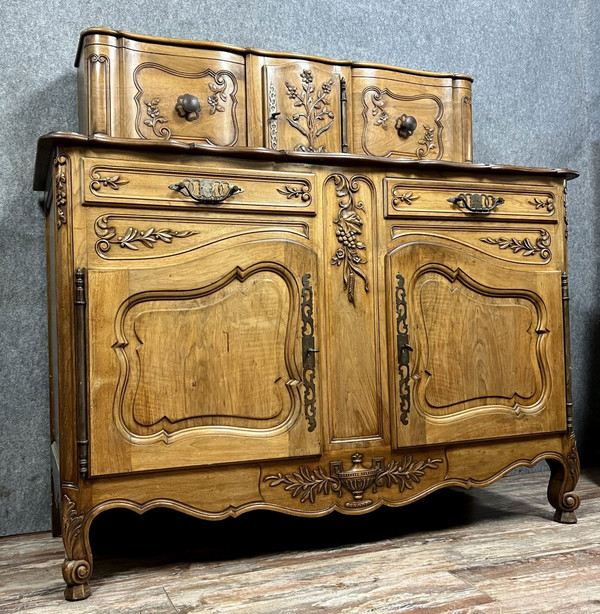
[1,0,598,536]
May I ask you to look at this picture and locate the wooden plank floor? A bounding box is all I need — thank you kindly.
[1,469,599,613]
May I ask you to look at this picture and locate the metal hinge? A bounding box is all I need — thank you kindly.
[561,272,573,431]
[74,268,89,476]
[340,77,349,153]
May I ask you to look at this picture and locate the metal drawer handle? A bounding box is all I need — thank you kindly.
[175,94,201,121]
[447,193,505,214]
[395,114,417,139]
[169,179,243,204]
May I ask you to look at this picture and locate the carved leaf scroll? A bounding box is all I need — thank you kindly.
[480,229,552,260]
[94,216,198,253]
[329,174,369,304]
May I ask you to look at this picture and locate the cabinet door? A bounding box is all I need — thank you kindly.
[86,239,321,476]
[263,61,345,152]
[386,233,566,448]
[353,67,472,162]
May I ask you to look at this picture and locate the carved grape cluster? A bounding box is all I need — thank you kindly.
[336,227,359,250]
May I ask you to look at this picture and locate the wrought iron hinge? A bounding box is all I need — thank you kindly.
[301,273,317,432]
[340,77,349,153]
[396,273,411,426]
[561,272,573,431]
[74,268,89,476]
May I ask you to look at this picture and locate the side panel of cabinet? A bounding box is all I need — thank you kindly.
[247,55,352,153]
[85,234,321,476]
[386,232,566,448]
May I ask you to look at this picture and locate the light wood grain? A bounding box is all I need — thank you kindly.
[38,135,577,600]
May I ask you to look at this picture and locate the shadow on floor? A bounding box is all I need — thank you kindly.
[89,484,546,579]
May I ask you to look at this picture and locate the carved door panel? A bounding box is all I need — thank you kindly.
[386,234,566,448]
[263,62,345,152]
[353,67,470,161]
[121,49,246,145]
[86,240,320,476]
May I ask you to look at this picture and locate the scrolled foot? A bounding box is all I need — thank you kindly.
[62,558,92,600]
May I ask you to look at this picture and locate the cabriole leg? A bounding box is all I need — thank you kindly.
[61,493,93,600]
[547,435,580,524]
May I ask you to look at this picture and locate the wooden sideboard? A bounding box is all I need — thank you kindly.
[75,28,472,161]
[34,133,580,601]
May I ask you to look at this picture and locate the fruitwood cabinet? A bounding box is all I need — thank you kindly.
[76,28,472,161]
[35,133,580,600]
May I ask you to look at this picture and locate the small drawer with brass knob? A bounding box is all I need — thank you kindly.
[351,65,472,162]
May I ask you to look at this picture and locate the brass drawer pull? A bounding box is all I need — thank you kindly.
[168,179,243,203]
[395,114,417,139]
[175,94,201,121]
[447,193,504,214]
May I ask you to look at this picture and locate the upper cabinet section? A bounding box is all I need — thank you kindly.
[76,28,472,161]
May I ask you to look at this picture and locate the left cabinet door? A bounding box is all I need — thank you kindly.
[85,237,321,476]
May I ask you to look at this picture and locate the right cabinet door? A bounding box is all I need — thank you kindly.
[386,231,566,449]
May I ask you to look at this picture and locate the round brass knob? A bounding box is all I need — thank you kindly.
[395,114,417,139]
[175,94,201,121]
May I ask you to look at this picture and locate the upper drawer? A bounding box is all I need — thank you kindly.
[77,32,247,146]
[80,157,316,216]
[352,66,472,162]
[384,177,558,221]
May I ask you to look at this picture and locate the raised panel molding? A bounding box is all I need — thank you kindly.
[111,262,303,443]
[411,264,550,418]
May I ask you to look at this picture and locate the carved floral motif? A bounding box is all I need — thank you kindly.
[144,99,171,139]
[392,189,420,207]
[264,453,442,507]
[90,172,130,191]
[207,73,228,113]
[54,155,68,229]
[285,69,334,152]
[530,196,555,213]
[480,229,552,260]
[330,174,369,304]
[277,184,312,202]
[416,125,436,159]
[94,216,197,253]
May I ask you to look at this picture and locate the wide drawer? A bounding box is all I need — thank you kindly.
[77,32,247,146]
[384,177,558,221]
[80,157,316,215]
[352,66,472,162]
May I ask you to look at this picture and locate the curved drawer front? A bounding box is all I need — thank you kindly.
[78,36,247,145]
[81,157,316,215]
[384,177,558,221]
[353,67,472,162]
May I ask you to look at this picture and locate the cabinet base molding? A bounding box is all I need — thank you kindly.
[58,436,579,600]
